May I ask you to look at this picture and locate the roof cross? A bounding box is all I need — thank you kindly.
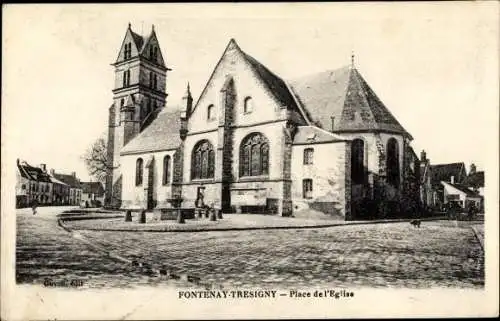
[351,50,355,68]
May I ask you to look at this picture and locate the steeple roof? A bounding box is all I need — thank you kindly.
[289,65,412,138]
[114,24,167,68]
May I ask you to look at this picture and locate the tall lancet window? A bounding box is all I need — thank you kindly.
[162,155,171,185]
[387,138,400,188]
[191,140,215,180]
[240,133,269,177]
[135,158,144,186]
[351,138,365,184]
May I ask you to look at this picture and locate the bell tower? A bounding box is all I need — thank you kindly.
[105,23,170,208]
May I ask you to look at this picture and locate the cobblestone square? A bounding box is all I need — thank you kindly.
[16,207,484,289]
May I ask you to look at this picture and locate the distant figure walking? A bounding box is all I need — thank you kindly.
[31,199,38,215]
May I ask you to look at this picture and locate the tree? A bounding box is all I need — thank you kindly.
[81,135,113,184]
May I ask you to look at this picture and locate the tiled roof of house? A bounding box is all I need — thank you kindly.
[17,163,32,180]
[120,107,181,155]
[431,162,466,187]
[49,176,69,186]
[18,162,52,182]
[465,171,484,188]
[53,173,81,189]
[442,181,482,198]
[293,126,349,145]
[80,182,105,196]
[288,66,411,138]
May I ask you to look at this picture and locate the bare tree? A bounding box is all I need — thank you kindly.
[81,135,113,183]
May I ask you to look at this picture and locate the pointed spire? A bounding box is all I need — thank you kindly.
[183,82,192,99]
[152,24,155,32]
[351,50,355,69]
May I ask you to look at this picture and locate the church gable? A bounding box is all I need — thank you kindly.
[188,39,306,132]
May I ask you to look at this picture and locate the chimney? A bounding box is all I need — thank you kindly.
[72,171,76,178]
[450,175,455,184]
[50,169,55,176]
[330,116,335,132]
[40,164,47,172]
[420,150,427,162]
[470,163,476,175]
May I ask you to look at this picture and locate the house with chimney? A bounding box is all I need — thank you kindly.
[16,160,53,207]
[106,24,423,219]
[431,162,482,210]
[52,171,82,206]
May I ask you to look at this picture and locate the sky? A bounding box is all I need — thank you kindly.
[2,3,498,181]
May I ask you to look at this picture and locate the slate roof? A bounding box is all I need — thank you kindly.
[293,126,349,145]
[289,66,411,138]
[120,107,182,155]
[430,163,466,187]
[130,30,145,51]
[53,173,81,189]
[80,182,105,196]
[242,51,302,114]
[442,181,482,198]
[465,171,484,188]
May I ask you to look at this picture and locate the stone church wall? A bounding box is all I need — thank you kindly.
[120,149,176,210]
[291,141,350,218]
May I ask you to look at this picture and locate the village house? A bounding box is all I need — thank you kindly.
[80,181,105,207]
[441,181,482,211]
[430,162,483,210]
[106,24,422,220]
[16,160,53,208]
[52,171,82,206]
[49,170,71,205]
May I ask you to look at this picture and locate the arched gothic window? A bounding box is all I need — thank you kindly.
[240,133,269,177]
[124,43,131,59]
[191,140,215,179]
[351,138,365,184]
[244,97,253,113]
[207,105,215,121]
[387,138,400,187]
[153,47,158,61]
[162,155,171,185]
[135,158,143,186]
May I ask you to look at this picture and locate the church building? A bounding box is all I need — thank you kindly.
[105,24,421,220]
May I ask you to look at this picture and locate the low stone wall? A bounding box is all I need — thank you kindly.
[309,201,344,218]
